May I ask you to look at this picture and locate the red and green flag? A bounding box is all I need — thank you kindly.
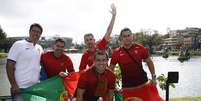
[63,72,80,98]
[21,76,66,101]
[114,91,124,101]
[120,83,164,101]
[20,72,80,101]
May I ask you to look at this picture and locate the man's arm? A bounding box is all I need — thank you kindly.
[108,89,114,101]
[59,57,75,77]
[6,59,20,94]
[76,88,85,101]
[104,3,116,41]
[79,54,88,72]
[144,57,157,86]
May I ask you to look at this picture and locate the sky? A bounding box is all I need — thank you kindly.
[0,0,201,44]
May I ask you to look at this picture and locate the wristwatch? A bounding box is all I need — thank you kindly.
[152,74,156,78]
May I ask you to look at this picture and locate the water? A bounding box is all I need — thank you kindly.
[149,56,201,98]
[1,54,201,99]
[0,63,10,96]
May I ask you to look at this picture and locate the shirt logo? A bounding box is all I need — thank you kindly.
[120,53,124,56]
[135,50,138,54]
[125,97,143,101]
[135,46,140,49]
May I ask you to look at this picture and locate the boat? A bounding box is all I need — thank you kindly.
[162,52,169,58]
[178,55,190,62]
[162,47,169,58]
[177,48,190,62]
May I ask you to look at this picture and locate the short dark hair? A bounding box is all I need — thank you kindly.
[29,23,43,34]
[84,33,94,39]
[93,50,109,60]
[120,27,132,37]
[55,38,65,45]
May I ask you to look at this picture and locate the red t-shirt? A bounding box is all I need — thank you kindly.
[41,51,75,78]
[77,68,116,101]
[79,38,108,71]
[110,44,149,87]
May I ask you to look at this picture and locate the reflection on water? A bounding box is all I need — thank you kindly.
[0,63,10,96]
[1,54,201,98]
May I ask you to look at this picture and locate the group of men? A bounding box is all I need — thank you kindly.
[6,4,163,101]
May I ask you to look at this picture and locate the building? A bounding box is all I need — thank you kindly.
[163,37,179,49]
[40,36,72,49]
[164,27,201,50]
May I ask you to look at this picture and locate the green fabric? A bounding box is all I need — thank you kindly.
[115,91,123,101]
[21,76,65,101]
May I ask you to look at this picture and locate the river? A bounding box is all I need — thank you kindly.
[1,53,201,99]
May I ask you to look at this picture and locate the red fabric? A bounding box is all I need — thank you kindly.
[63,72,80,98]
[41,51,75,78]
[79,50,94,71]
[79,38,108,71]
[121,83,163,101]
[110,44,149,87]
[96,37,108,50]
[77,68,115,101]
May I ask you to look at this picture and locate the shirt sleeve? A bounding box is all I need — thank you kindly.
[96,37,108,50]
[141,46,149,59]
[110,49,119,66]
[66,56,75,73]
[7,41,20,62]
[79,53,88,71]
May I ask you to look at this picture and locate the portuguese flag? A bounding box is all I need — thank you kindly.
[120,83,164,101]
[21,72,80,101]
[21,76,66,101]
[114,91,124,101]
[63,72,80,98]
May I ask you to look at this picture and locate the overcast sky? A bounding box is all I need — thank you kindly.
[0,0,201,44]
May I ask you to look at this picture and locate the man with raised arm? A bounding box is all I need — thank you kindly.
[79,4,116,72]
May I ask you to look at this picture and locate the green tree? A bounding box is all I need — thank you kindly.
[0,25,15,52]
[0,25,7,52]
[134,31,163,54]
[0,25,7,40]
[134,32,149,45]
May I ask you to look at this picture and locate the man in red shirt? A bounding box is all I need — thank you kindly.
[110,28,163,101]
[77,51,116,101]
[79,4,116,71]
[41,38,75,78]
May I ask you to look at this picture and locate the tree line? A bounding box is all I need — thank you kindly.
[0,25,17,52]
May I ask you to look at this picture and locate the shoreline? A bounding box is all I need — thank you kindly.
[170,96,201,101]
